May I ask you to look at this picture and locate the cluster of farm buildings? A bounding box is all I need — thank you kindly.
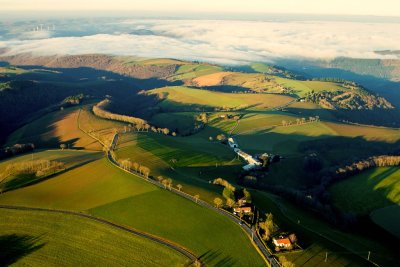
[228,137,262,170]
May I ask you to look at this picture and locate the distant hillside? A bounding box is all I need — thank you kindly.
[319,57,400,82]
[0,54,178,79]
[0,53,398,142]
[304,80,393,110]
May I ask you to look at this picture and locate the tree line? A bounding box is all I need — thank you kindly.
[212,178,252,209]
[63,93,85,105]
[317,155,400,194]
[281,116,320,127]
[118,158,151,178]
[239,154,400,229]
[1,159,65,180]
[93,99,147,125]
[93,99,174,136]
[117,158,185,193]
[0,143,35,160]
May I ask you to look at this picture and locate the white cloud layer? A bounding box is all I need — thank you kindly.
[1,19,400,64]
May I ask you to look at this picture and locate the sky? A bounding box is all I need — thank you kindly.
[1,0,400,17]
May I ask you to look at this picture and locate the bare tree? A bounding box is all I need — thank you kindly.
[163,128,170,135]
[214,197,223,208]
[162,179,168,189]
[133,162,140,172]
[194,194,200,203]
[177,184,182,191]
[141,166,150,178]
[167,178,173,189]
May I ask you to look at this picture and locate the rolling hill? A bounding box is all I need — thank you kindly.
[1,54,400,267]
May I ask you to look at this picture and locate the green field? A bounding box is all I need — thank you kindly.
[0,209,187,266]
[3,57,400,267]
[169,64,223,81]
[274,77,344,97]
[0,151,265,266]
[149,112,197,135]
[115,132,240,203]
[0,150,102,192]
[6,106,103,150]
[330,167,400,215]
[148,86,294,110]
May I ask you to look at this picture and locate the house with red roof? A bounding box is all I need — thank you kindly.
[273,236,292,249]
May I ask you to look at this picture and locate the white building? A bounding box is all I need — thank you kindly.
[228,137,238,148]
[228,138,261,170]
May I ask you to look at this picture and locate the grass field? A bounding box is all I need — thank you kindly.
[0,209,187,266]
[6,106,102,150]
[330,167,400,215]
[0,155,265,266]
[169,64,223,81]
[148,86,294,110]
[149,112,197,135]
[274,77,344,97]
[6,104,129,151]
[192,71,233,86]
[115,132,241,203]
[370,205,400,238]
[0,150,101,173]
[3,63,400,267]
[0,150,102,192]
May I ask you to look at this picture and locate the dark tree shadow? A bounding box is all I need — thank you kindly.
[0,234,45,266]
[194,249,237,267]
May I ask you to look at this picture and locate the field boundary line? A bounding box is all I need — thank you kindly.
[78,107,273,266]
[0,204,202,265]
[106,133,276,267]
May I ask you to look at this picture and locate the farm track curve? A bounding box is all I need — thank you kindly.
[0,204,200,265]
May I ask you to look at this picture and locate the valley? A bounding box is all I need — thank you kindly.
[0,55,399,267]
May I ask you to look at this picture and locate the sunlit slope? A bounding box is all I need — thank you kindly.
[0,209,187,266]
[148,86,294,110]
[0,156,265,266]
[330,167,400,215]
[6,106,102,150]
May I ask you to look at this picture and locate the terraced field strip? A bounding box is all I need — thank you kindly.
[0,205,201,265]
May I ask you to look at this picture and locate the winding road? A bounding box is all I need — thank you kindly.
[108,133,279,267]
[0,204,200,265]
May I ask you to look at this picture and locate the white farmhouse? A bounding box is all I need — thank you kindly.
[228,137,238,148]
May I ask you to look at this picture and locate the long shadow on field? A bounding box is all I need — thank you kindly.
[195,85,248,93]
[198,250,236,267]
[0,62,182,144]
[0,234,45,266]
[1,156,100,193]
[284,105,400,128]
